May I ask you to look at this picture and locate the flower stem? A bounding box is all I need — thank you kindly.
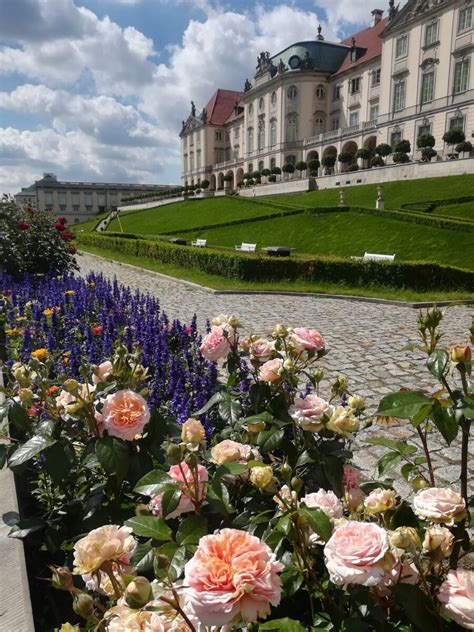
[416,424,435,486]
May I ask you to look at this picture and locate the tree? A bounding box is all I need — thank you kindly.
[295,161,307,175]
[201,180,210,189]
[394,139,411,154]
[268,174,277,182]
[375,143,392,164]
[282,163,295,174]
[321,154,336,173]
[356,148,371,160]
[223,174,233,182]
[337,152,355,172]
[270,166,281,175]
[370,155,385,167]
[261,168,271,177]
[443,129,465,157]
[393,152,410,164]
[307,159,320,175]
[421,147,437,162]
[416,133,435,150]
[455,140,472,156]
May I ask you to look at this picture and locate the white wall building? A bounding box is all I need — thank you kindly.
[180,0,474,190]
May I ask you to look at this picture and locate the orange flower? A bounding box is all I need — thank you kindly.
[31,348,49,361]
[64,290,75,296]
[47,385,60,395]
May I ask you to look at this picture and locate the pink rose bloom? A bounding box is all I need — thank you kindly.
[184,528,283,626]
[73,525,136,575]
[344,488,366,512]
[290,328,325,352]
[289,395,333,432]
[302,489,343,520]
[249,338,274,364]
[101,389,150,441]
[259,358,283,382]
[342,464,365,490]
[376,550,419,595]
[149,462,208,519]
[324,521,389,587]
[438,569,474,630]
[92,360,113,385]
[55,389,76,409]
[413,487,466,525]
[199,325,235,361]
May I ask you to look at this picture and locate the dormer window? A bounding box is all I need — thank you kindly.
[425,21,439,47]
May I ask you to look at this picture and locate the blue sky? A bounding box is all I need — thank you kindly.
[0,0,399,193]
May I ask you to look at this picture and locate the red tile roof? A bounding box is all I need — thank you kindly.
[204,89,244,125]
[334,16,388,75]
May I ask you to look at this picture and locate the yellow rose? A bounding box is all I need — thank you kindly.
[181,418,206,444]
[31,348,49,361]
[389,527,420,551]
[327,406,359,437]
[250,465,273,490]
[364,488,398,514]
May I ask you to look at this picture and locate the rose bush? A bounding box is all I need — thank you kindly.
[0,297,473,631]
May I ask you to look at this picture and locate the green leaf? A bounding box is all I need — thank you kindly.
[8,434,56,467]
[257,427,284,453]
[134,469,173,496]
[8,518,45,539]
[124,516,172,541]
[401,463,416,481]
[193,391,224,416]
[377,451,401,476]
[431,403,458,445]
[7,403,30,432]
[366,437,401,451]
[131,540,154,573]
[218,393,242,424]
[96,436,129,484]
[248,383,271,409]
[238,411,273,427]
[259,618,306,632]
[393,584,439,631]
[300,506,333,542]
[208,478,232,514]
[0,444,7,469]
[176,515,208,545]
[377,391,433,419]
[426,349,449,379]
[156,542,187,582]
[160,488,181,518]
[390,501,420,529]
[215,462,248,477]
[44,440,75,481]
[321,454,343,496]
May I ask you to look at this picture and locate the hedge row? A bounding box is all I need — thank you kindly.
[77,233,474,292]
[401,195,474,214]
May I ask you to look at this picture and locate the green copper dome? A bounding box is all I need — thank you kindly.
[271,41,350,74]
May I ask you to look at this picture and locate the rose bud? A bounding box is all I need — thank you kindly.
[227,315,240,328]
[411,476,430,491]
[389,527,420,551]
[348,395,365,413]
[165,443,184,464]
[124,576,152,609]
[423,526,454,560]
[272,323,288,337]
[50,566,74,592]
[19,388,34,406]
[244,419,266,433]
[181,418,206,444]
[63,379,79,393]
[250,465,273,490]
[449,344,471,364]
[73,593,95,620]
[364,488,398,515]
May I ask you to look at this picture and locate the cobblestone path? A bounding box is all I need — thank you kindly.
[77,253,473,490]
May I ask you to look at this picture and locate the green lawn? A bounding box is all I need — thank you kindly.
[183,211,474,270]
[105,197,286,235]
[433,201,474,221]
[259,174,474,210]
[78,243,474,302]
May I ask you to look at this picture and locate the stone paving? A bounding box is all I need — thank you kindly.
[77,252,473,491]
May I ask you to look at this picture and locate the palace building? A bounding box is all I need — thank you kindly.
[180,0,474,190]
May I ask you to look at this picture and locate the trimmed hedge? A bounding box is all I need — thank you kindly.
[77,233,474,292]
[401,195,474,215]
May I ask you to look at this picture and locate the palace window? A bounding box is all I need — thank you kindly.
[258,160,264,172]
[258,120,265,150]
[270,119,277,146]
[458,7,472,33]
[285,154,296,165]
[259,97,265,112]
[190,153,194,170]
[331,117,340,131]
[215,130,222,141]
[270,157,276,169]
[424,21,438,47]
[247,127,254,151]
[333,84,341,100]
[395,34,408,59]
[315,85,325,99]
[418,122,432,136]
[372,68,381,86]
[369,103,379,121]
[286,116,298,141]
[197,150,201,168]
[421,71,435,103]
[287,85,298,100]
[350,77,360,94]
[393,79,406,112]
[453,59,470,94]
[248,163,254,173]
[313,117,324,135]
[349,111,359,127]
[449,115,465,131]
[390,130,402,148]
[271,91,277,107]
[234,127,239,139]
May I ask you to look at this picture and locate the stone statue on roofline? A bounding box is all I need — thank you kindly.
[302,51,313,70]
[256,51,271,73]
[244,78,251,91]
[201,108,207,123]
[277,59,286,74]
[191,101,196,117]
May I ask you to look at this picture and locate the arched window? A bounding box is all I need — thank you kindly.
[270,157,276,169]
[313,117,325,135]
[315,84,325,99]
[259,97,265,112]
[258,120,265,150]
[286,116,298,142]
[247,127,254,151]
[285,155,296,165]
[248,163,253,173]
[287,85,298,100]
[248,103,254,117]
[271,91,277,107]
[258,160,264,172]
[270,119,277,146]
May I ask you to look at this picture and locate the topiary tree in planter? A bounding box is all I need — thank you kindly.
[261,168,271,183]
[455,140,472,156]
[307,159,320,176]
[393,139,411,164]
[355,148,371,169]
[375,143,392,164]
[337,152,355,172]
[268,174,277,182]
[370,155,385,167]
[237,180,244,188]
[270,166,281,175]
[295,161,307,176]
[251,170,261,180]
[347,164,359,172]
[282,163,295,178]
[223,175,233,183]
[421,147,437,162]
[201,180,210,190]
[321,154,336,174]
[417,134,436,162]
[443,128,465,158]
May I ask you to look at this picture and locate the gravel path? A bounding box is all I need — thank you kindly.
[77,252,473,489]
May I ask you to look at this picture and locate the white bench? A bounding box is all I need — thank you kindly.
[191,239,207,247]
[363,252,396,262]
[235,242,257,252]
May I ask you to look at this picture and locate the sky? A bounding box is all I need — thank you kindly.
[0,0,406,194]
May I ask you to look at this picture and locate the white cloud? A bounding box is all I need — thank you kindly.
[314,0,408,33]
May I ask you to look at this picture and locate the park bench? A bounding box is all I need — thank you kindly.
[235,242,257,252]
[363,252,396,262]
[191,238,207,247]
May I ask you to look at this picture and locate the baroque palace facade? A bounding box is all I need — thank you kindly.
[180,0,474,190]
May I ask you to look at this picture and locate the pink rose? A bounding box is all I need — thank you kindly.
[101,389,150,441]
[324,521,389,586]
[184,528,283,626]
[199,325,235,361]
[302,489,343,520]
[438,569,474,630]
[73,525,136,575]
[290,328,325,352]
[413,487,466,525]
[289,395,333,432]
[249,338,274,364]
[259,358,283,382]
[342,465,364,490]
[92,360,113,385]
[149,462,208,519]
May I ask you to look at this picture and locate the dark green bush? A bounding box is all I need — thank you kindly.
[268,175,277,182]
[271,166,282,175]
[421,148,437,162]
[347,164,359,172]
[393,152,410,164]
[356,148,371,160]
[370,155,385,167]
[375,143,392,158]
[282,164,295,173]
[456,141,472,154]
[417,133,435,149]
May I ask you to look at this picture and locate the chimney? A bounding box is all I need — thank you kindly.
[371,9,383,26]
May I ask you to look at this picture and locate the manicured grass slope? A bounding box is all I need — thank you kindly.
[184,211,474,270]
[433,201,474,221]
[259,174,474,210]
[106,198,285,234]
